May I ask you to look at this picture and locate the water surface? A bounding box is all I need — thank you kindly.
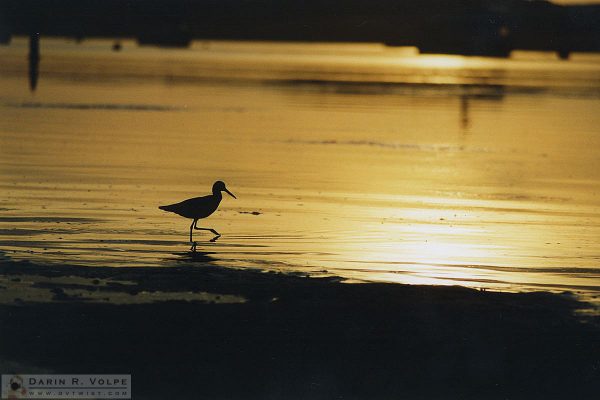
[1,38,599,303]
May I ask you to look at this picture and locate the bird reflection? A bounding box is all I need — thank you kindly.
[190,235,219,252]
[174,247,218,264]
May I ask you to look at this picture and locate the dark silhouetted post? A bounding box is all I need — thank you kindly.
[28,32,40,92]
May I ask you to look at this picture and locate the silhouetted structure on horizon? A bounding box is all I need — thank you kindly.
[1,0,599,90]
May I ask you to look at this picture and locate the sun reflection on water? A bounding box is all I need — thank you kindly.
[1,39,599,303]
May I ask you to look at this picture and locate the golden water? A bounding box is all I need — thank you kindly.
[1,38,599,302]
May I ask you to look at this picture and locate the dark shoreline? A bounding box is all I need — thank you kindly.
[1,259,598,399]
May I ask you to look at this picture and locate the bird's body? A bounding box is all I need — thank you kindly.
[159,193,222,220]
[159,181,236,244]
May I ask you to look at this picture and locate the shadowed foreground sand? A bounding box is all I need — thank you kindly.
[0,259,598,399]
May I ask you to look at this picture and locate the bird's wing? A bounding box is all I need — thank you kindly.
[182,195,213,208]
[159,195,218,218]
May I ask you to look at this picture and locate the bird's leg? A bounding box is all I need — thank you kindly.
[194,220,220,236]
[190,219,197,243]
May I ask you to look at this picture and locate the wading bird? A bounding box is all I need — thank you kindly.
[159,181,236,245]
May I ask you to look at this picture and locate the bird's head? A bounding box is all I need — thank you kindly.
[213,180,237,199]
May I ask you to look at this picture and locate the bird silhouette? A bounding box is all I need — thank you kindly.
[159,181,236,245]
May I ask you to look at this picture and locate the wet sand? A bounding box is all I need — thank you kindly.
[0,258,598,399]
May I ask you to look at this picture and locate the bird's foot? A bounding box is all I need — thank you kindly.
[210,235,221,243]
[190,241,198,252]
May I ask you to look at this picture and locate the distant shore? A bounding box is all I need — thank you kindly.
[0,259,598,399]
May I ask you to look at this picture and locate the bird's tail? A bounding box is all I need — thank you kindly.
[159,204,176,212]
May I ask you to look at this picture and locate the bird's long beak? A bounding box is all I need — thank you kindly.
[224,188,237,199]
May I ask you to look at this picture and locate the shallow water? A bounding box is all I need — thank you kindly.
[1,38,600,303]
